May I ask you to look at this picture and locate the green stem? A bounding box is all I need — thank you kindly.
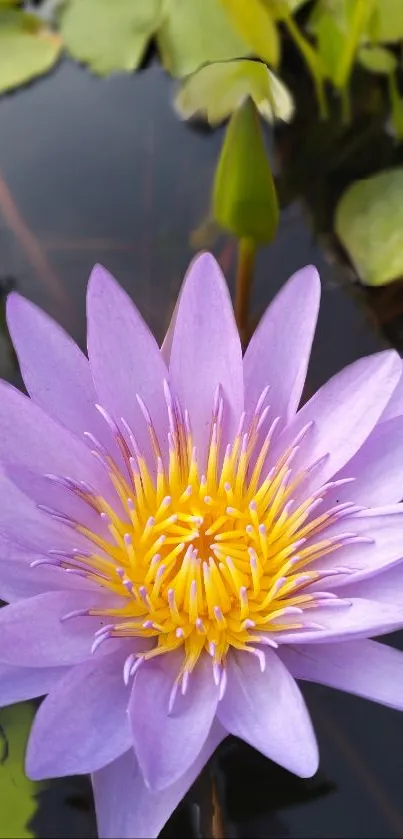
[195,758,226,838]
[340,86,351,125]
[388,72,403,139]
[234,237,256,343]
[334,0,374,89]
[282,12,328,120]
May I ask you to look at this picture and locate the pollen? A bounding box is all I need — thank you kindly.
[41,383,361,695]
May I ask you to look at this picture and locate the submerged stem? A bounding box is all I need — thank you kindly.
[195,760,226,839]
[234,237,256,344]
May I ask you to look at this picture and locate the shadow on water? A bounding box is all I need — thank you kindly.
[1,43,403,839]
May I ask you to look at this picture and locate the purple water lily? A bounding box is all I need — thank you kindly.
[1,253,403,837]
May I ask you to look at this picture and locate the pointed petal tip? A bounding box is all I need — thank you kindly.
[184,251,226,291]
[25,754,43,783]
[289,264,321,297]
[87,263,118,294]
[6,290,34,332]
[296,743,320,779]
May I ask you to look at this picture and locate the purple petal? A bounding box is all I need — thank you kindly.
[5,465,108,535]
[0,663,68,707]
[129,651,219,791]
[6,292,115,452]
[244,266,320,428]
[0,470,90,555]
[26,650,132,779]
[380,365,403,421]
[279,640,403,710]
[0,548,96,602]
[92,721,226,839]
[339,562,403,605]
[86,264,169,462]
[273,350,401,489]
[160,294,180,366]
[275,597,403,644]
[0,382,110,496]
[0,590,114,666]
[217,648,318,777]
[309,508,403,588]
[168,253,243,461]
[325,416,403,507]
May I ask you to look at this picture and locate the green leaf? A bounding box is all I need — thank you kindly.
[175,59,294,126]
[0,9,62,94]
[264,0,311,21]
[367,0,403,44]
[220,0,280,67]
[156,0,250,78]
[315,10,345,81]
[336,168,403,286]
[213,97,279,243]
[60,0,162,75]
[310,0,375,87]
[0,703,39,838]
[357,44,396,74]
[333,0,375,88]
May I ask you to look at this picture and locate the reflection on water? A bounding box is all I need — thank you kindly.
[1,56,403,838]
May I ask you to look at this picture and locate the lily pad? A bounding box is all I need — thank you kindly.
[175,59,294,126]
[0,9,62,94]
[221,0,280,67]
[156,0,250,78]
[335,168,403,286]
[0,702,38,838]
[60,0,162,75]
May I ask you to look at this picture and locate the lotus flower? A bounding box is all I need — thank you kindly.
[1,254,403,838]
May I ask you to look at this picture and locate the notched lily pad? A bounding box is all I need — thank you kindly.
[336,168,403,286]
[0,9,62,94]
[156,0,251,78]
[175,59,294,126]
[60,0,162,75]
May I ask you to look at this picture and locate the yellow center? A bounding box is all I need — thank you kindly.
[60,386,350,688]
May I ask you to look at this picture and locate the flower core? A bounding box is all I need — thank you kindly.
[42,383,361,692]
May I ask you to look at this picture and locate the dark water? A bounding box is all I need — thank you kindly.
[1,55,403,838]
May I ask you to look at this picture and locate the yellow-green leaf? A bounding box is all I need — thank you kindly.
[336,168,403,286]
[0,10,62,94]
[213,97,279,243]
[175,59,294,126]
[220,0,280,67]
[358,44,396,74]
[264,0,311,21]
[315,10,345,81]
[367,0,403,44]
[60,0,162,75]
[309,0,375,86]
[156,0,250,78]
[0,703,38,838]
